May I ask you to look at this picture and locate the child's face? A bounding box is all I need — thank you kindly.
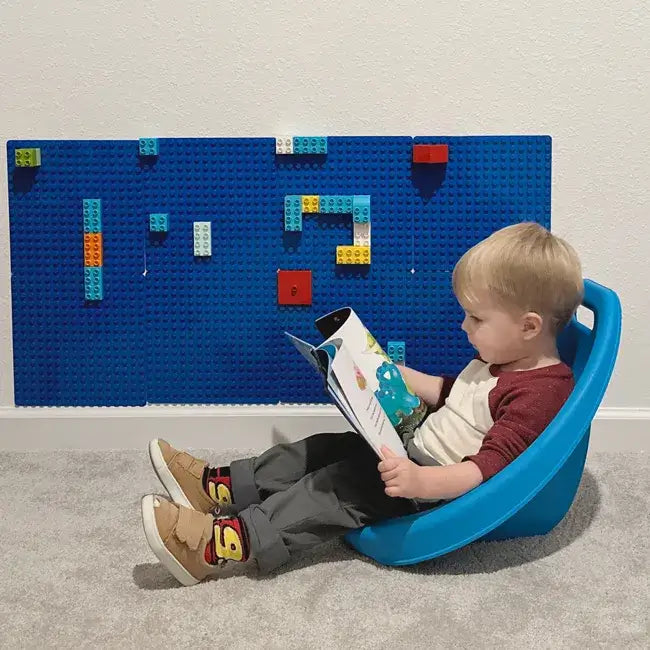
[459,294,533,365]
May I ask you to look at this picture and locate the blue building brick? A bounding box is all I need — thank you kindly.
[292,137,327,155]
[319,195,354,214]
[138,138,159,156]
[83,199,102,233]
[149,213,169,232]
[387,341,406,364]
[84,267,103,301]
[284,195,303,231]
[352,195,371,223]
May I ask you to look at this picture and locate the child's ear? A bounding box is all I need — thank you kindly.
[522,312,543,337]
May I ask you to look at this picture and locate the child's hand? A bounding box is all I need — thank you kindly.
[378,446,423,498]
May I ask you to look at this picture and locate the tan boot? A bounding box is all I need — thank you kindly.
[141,495,220,585]
[141,495,250,586]
[148,439,231,513]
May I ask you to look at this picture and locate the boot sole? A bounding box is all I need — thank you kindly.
[148,439,194,510]
[140,494,200,587]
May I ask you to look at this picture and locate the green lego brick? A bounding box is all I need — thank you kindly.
[15,148,41,167]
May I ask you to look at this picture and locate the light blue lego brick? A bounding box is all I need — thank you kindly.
[387,341,406,364]
[292,137,327,154]
[284,195,302,217]
[319,195,354,214]
[149,213,169,232]
[138,138,159,156]
[84,267,103,301]
[83,199,102,233]
[284,214,302,231]
[352,195,371,223]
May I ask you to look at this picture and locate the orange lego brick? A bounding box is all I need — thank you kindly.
[83,233,103,267]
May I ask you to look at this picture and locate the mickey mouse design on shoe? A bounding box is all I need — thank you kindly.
[141,494,250,586]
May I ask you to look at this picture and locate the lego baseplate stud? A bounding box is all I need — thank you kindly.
[336,246,371,265]
[412,144,448,164]
[277,269,312,305]
[15,148,41,167]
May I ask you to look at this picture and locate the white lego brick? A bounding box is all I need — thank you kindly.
[275,136,293,154]
[193,221,212,257]
[353,222,371,247]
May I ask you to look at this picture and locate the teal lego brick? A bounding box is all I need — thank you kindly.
[284,214,302,231]
[387,341,405,364]
[319,195,354,214]
[138,138,159,156]
[149,213,169,232]
[84,267,103,301]
[284,195,303,231]
[83,199,102,233]
[292,137,327,155]
[352,195,371,223]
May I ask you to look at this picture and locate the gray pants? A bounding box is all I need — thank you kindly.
[230,431,439,573]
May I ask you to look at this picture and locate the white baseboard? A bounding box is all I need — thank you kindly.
[0,405,647,453]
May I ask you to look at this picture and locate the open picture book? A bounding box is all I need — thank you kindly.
[285,307,428,459]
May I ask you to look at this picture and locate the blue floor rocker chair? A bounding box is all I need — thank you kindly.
[345,279,622,565]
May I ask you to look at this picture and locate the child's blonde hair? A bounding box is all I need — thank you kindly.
[452,222,584,336]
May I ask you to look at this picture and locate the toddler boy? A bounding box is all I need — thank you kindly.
[141,222,583,586]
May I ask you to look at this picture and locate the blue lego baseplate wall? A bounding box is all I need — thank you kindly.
[7,136,551,406]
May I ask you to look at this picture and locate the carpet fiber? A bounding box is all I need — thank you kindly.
[0,446,647,648]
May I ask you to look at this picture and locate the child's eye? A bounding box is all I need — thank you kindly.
[470,315,482,322]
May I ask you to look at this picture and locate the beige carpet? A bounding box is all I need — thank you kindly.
[0,447,647,649]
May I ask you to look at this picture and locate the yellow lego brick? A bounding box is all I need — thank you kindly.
[301,195,319,213]
[336,245,371,265]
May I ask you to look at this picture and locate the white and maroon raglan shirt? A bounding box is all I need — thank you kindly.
[412,357,575,481]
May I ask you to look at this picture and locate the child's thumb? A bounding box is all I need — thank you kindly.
[381,445,397,458]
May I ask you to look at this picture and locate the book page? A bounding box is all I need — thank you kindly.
[315,308,428,434]
[328,339,407,458]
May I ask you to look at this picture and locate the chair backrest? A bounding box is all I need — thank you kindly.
[557,278,621,420]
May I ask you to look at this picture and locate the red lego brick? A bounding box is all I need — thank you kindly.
[412,144,449,164]
[277,270,312,305]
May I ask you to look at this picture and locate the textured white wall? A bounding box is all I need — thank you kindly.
[0,0,648,412]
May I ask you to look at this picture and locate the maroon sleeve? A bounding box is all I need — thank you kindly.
[463,367,574,481]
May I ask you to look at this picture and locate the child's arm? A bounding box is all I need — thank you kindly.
[416,462,483,500]
[397,365,454,408]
